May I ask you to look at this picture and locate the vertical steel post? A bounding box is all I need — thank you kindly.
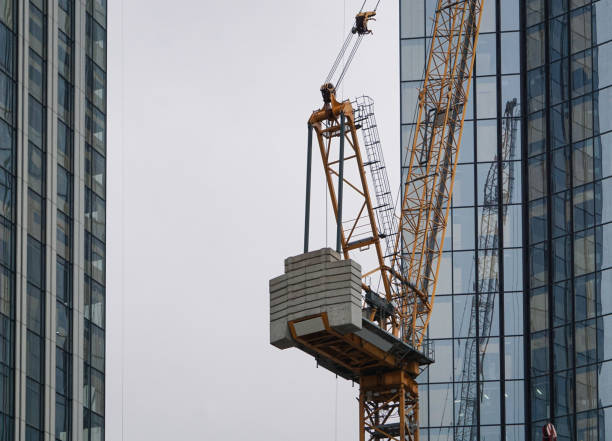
[336,113,345,253]
[359,390,366,441]
[304,124,313,253]
[399,386,406,441]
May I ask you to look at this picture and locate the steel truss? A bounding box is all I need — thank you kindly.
[390,0,484,350]
[360,371,419,441]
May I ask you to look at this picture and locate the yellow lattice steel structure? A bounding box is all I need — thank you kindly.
[390,0,484,351]
[289,1,484,440]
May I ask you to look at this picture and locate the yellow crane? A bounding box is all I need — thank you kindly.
[272,1,484,440]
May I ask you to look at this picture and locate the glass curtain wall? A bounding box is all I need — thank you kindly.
[400,1,524,440]
[26,1,47,440]
[0,0,16,439]
[56,0,75,439]
[83,0,106,439]
[523,0,612,440]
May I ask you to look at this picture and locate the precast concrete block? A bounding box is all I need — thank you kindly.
[270,319,293,350]
[269,274,288,292]
[284,248,340,273]
[270,248,364,349]
[326,302,361,334]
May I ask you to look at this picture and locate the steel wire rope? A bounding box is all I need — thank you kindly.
[121,0,126,439]
[335,35,363,91]
[326,31,355,85]
[334,5,346,439]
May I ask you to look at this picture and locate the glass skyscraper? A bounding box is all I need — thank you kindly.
[0,0,107,440]
[400,0,611,440]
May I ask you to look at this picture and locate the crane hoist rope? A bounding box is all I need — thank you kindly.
[322,1,380,102]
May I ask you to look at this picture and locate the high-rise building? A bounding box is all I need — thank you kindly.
[0,0,107,440]
[400,0,611,440]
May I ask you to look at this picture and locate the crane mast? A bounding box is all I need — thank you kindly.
[270,2,484,441]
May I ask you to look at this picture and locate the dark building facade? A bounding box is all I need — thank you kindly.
[0,0,107,440]
[400,0,611,440]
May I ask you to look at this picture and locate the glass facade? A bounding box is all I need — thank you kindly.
[27,1,48,440]
[524,0,612,440]
[0,0,16,439]
[0,1,106,440]
[400,0,610,440]
[83,1,106,439]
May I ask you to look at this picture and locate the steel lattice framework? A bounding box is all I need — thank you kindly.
[390,0,484,349]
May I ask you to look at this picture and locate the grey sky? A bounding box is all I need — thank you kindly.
[107,1,400,439]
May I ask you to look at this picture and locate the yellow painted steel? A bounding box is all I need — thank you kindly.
[390,0,484,350]
[296,2,484,440]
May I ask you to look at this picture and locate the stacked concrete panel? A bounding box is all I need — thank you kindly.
[270,248,363,349]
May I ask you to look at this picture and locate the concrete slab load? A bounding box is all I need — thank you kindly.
[270,248,363,349]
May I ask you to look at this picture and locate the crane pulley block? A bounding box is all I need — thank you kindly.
[353,11,376,35]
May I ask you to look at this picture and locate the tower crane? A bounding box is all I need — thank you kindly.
[270,1,484,440]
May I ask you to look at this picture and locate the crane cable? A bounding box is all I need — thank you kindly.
[325,0,382,90]
[325,30,354,85]
[335,34,364,90]
[359,0,381,13]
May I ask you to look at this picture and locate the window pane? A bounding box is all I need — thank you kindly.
[92,21,105,69]
[549,13,569,62]
[56,301,70,351]
[91,325,104,372]
[401,39,425,81]
[595,86,612,134]
[28,50,43,102]
[26,378,42,429]
[57,211,71,260]
[57,121,72,171]
[28,96,43,148]
[28,143,42,194]
[27,190,42,241]
[476,33,496,76]
[91,369,104,416]
[576,365,597,411]
[58,33,71,80]
[26,238,42,288]
[527,24,545,70]
[571,6,592,54]
[57,166,71,214]
[28,6,44,56]
[400,0,424,38]
[476,77,496,119]
[26,285,42,335]
[429,296,452,339]
[480,381,500,424]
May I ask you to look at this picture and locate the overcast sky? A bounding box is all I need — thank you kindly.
[106,1,400,439]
